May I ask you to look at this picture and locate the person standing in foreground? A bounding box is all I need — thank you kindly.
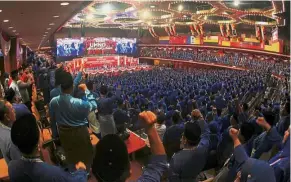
[0,99,21,164]
[49,72,96,171]
[8,114,88,182]
[9,70,22,103]
[97,85,120,137]
[92,111,168,181]
[229,128,276,182]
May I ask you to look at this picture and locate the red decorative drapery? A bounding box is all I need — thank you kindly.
[189,25,195,36]
[164,27,171,36]
[219,24,225,37]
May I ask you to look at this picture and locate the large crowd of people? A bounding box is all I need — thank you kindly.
[140,47,289,75]
[0,53,290,182]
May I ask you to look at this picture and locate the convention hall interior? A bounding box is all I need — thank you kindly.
[0,0,290,182]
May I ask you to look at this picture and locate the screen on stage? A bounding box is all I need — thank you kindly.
[56,38,85,57]
[56,37,137,57]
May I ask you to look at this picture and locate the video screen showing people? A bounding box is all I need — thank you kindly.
[57,38,85,57]
[114,38,137,55]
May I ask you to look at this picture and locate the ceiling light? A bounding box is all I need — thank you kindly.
[0,10,2,13]
[3,20,9,23]
[12,30,16,32]
[178,5,183,11]
[53,15,59,18]
[102,3,112,12]
[60,2,69,6]
[47,28,51,30]
[8,26,13,29]
[142,11,150,19]
[45,32,48,34]
[204,16,208,20]
[150,5,155,8]
[49,23,55,26]
[234,0,240,6]
[86,14,94,20]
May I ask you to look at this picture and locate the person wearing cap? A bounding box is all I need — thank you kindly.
[0,99,21,164]
[97,85,121,137]
[229,128,276,182]
[92,111,168,182]
[49,71,96,171]
[113,99,130,135]
[50,64,83,101]
[5,88,31,120]
[163,110,185,160]
[168,120,210,181]
[8,114,88,182]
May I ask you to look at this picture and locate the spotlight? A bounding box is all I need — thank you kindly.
[142,11,150,19]
[102,3,112,12]
[60,2,69,6]
[234,0,240,6]
[204,16,207,20]
[86,14,94,20]
[178,5,183,11]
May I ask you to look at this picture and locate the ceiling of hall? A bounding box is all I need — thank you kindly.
[64,0,286,30]
[0,1,91,50]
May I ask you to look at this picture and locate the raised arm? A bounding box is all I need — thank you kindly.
[17,80,31,89]
[137,111,168,182]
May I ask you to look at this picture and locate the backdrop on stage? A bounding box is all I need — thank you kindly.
[56,37,137,58]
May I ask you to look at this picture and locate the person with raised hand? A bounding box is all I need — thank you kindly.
[229,128,276,182]
[92,111,168,182]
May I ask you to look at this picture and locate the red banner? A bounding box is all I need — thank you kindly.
[169,36,187,44]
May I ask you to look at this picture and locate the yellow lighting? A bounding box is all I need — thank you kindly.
[102,3,112,12]
[234,0,240,6]
[142,11,150,19]
[204,16,208,20]
[178,5,183,11]
[86,14,94,20]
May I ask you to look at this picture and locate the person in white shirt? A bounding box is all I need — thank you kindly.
[9,70,22,103]
[0,71,5,98]
[155,113,167,140]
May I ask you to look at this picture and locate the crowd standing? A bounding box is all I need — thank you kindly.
[0,53,289,182]
[140,47,289,75]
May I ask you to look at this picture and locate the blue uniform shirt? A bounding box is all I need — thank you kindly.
[8,159,87,182]
[49,89,97,138]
